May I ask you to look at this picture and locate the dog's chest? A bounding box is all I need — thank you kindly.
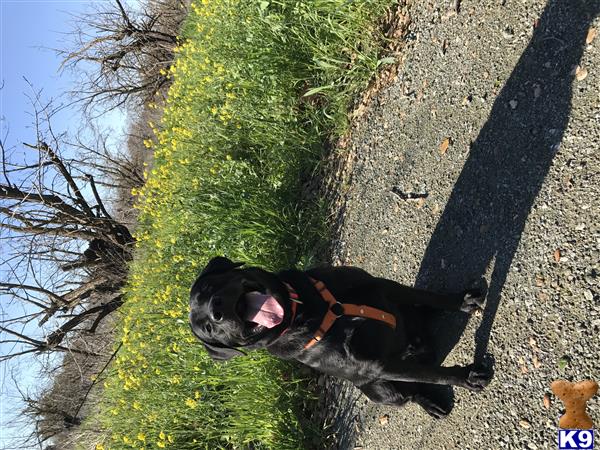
[271,318,393,380]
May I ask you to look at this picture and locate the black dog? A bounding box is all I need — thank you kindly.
[189,256,492,418]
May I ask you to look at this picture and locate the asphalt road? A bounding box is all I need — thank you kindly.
[321,0,600,448]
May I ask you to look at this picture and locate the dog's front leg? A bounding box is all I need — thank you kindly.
[376,278,486,313]
[380,360,492,391]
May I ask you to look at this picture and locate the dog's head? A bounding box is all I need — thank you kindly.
[189,256,290,361]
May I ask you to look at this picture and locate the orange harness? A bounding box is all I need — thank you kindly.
[283,277,397,350]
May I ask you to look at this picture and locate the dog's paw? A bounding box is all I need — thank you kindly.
[460,289,486,314]
[418,397,451,419]
[465,365,493,392]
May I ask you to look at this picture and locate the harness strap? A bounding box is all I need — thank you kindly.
[304,277,396,350]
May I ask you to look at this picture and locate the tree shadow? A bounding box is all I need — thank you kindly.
[414,0,598,408]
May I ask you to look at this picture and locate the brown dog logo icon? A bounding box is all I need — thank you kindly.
[551,380,598,429]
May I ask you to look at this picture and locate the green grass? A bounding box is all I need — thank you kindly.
[90,0,395,448]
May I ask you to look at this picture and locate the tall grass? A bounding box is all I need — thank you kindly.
[91,0,394,448]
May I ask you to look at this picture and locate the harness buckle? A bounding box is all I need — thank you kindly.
[330,302,344,318]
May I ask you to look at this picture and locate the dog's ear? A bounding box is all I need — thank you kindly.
[199,256,244,278]
[203,341,246,361]
[189,324,246,361]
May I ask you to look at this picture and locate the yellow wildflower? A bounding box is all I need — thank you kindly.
[185,398,198,409]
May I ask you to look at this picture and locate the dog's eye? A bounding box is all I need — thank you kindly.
[241,279,259,291]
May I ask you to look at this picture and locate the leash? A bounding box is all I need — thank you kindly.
[280,277,397,349]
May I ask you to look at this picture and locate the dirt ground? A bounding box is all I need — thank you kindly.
[319,0,600,448]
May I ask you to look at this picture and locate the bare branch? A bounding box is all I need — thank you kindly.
[46,295,123,347]
[84,174,113,220]
[0,283,64,305]
[23,142,95,218]
[58,0,186,111]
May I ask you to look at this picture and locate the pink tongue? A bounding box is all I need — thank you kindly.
[244,291,284,328]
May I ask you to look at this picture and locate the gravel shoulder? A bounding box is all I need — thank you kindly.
[320,0,600,448]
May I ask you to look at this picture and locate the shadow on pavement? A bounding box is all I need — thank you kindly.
[414,0,599,410]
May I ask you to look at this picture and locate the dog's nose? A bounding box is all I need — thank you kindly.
[209,297,224,322]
